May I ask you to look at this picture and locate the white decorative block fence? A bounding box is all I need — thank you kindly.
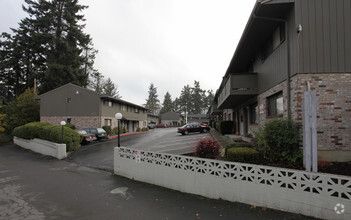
[114,147,351,220]
[14,137,67,159]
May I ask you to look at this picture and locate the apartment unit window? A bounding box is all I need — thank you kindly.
[122,105,127,111]
[104,119,111,126]
[135,108,139,113]
[267,92,283,116]
[104,101,113,107]
[67,97,72,103]
[250,104,258,124]
[261,24,285,62]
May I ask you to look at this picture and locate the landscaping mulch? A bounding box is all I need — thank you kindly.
[209,129,351,177]
[318,161,351,176]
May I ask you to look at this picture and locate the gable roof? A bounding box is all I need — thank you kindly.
[36,83,148,110]
[225,0,294,75]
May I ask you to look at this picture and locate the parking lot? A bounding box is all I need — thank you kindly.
[67,127,211,171]
[128,127,211,155]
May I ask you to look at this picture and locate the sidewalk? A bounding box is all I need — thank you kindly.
[0,143,314,220]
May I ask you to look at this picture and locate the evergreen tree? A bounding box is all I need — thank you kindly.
[89,71,104,94]
[144,83,160,115]
[203,89,215,113]
[3,88,40,134]
[0,0,96,98]
[178,85,192,116]
[102,77,121,98]
[40,0,92,93]
[191,81,205,114]
[160,92,174,114]
[173,97,181,113]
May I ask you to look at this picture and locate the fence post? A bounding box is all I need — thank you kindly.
[303,89,318,172]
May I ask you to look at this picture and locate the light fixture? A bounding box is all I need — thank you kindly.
[115,113,123,147]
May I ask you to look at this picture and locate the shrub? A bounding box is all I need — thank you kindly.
[227,147,260,164]
[141,127,149,131]
[13,122,81,152]
[254,119,302,165]
[112,127,127,134]
[218,121,234,134]
[224,142,253,156]
[193,137,219,159]
[102,126,112,136]
[65,123,75,130]
[215,121,222,131]
[136,127,141,132]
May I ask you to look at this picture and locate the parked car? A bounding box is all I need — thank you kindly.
[82,127,108,140]
[76,130,97,144]
[148,124,156,129]
[156,123,169,128]
[177,123,210,135]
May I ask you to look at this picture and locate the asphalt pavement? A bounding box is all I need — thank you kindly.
[67,128,210,172]
[0,134,316,219]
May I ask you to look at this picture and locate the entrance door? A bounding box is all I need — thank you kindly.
[239,109,244,135]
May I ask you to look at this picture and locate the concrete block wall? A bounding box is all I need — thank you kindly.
[115,147,351,220]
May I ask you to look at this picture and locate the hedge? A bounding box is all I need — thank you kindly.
[224,142,253,156]
[13,122,81,152]
[102,126,113,136]
[227,147,260,164]
[216,121,234,134]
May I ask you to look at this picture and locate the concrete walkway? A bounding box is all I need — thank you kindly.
[0,143,315,219]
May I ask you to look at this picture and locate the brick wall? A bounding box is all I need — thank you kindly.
[41,116,100,129]
[290,73,351,151]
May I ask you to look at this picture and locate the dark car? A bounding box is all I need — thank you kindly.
[156,123,169,128]
[76,130,97,144]
[148,124,156,129]
[177,123,210,135]
[82,127,108,140]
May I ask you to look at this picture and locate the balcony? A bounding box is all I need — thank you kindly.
[218,73,258,109]
[209,102,222,116]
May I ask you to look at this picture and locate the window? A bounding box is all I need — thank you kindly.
[67,97,72,103]
[104,119,111,126]
[135,108,139,113]
[122,105,127,111]
[104,101,113,107]
[261,24,285,62]
[267,92,283,116]
[250,104,258,124]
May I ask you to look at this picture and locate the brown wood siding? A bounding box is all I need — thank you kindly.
[39,85,101,117]
[295,0,351,73]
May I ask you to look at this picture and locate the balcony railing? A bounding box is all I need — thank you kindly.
[218,73,258,109]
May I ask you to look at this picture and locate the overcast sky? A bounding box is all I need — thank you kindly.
[0,0,256,106]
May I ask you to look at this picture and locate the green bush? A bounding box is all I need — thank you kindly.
[13,122,81,152]
[141,127,149,131]
[227,147,260,164]
[65,123,75,130]
[225,142,253,156]
[215,121,222,131]
[102,126,112,136]
[136,127,141,132]
[254,119,302,165]
[112,127,126,134]
[193,137,219,159]
[217,121,234,134]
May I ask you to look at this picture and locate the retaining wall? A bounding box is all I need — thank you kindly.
[14,137,67,159]
[114,147,351,220]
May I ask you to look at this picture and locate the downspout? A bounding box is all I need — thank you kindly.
[253,15,292,120]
